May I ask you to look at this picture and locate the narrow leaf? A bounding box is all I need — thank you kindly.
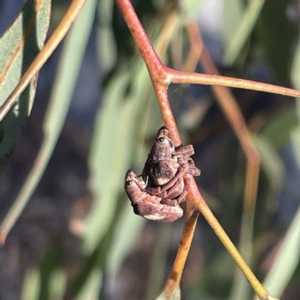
[84,61,154,252]
[0,0,96,242]
[0,0,51,171]
[22,267,40,300]
[291,40,300,91]
[223,0,265,65]
[261,205,300,297]
[259,0,297,82]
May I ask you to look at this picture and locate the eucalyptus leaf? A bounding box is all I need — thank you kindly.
[85,58,159,252]
[145,223,172,300]
[21,267,40,300]
[75,270,103,300]
[259,108,299,149]
[254,135,283,196]
[180,0,203,23]
[48,269,67,300]
[0,0,96,244]
[223,0,265,65]
[259,0,297,82]
[97,0,116,71]
[223,0,243,51]
[0,0,51,171]
[291,40,300,91]
[107,203,145,277]
[259,205,300,298]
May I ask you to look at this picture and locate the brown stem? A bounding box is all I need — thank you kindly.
[187,23,262,296]
[115,0,167,79]
[169,68,300,99]
[116,1,288,299]
[164,207,199,289]
[188,179,270,299]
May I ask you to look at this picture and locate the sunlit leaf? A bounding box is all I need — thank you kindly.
[48,269,67,300]
[144,223,172,300]
[22,267,40,300]
[261,205,300,297]
[180,0,203,23]
[291,40,300,91]
[85,27,160,251]
[259,108,299,149]
[75,269,103,300]
[85,70,133,252]
[223,0,265,65]
[155,284,181,300]
[107,203,145,277]
[254,135,283,207]
[259,93,300,297]
[223,0,243,51]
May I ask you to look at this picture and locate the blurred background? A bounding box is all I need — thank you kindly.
[0,0,300,299]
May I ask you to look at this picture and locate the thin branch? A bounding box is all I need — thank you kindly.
[187,179,273,300]
[116,0,166,79]
[164,208,199,288]
[187,24,261,297]
[116,0,288,299]
[187,23,259,160]
[169,69,300,99]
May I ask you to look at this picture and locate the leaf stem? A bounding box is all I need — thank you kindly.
[166,208,199,284]
[169,68,300,99]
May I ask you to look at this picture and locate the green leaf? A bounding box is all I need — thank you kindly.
[291,41,300,91]
[259,123,300,297]
[259,107,299,149]
[223,0,265,65]
[84,59,156,252]
[259,0,297,82]
[22,267,40,300]
[0,0,96,243]
[97,0,116,72]
[48,269,67,300]
[75,269,103,300]
[155,285,181,300]
[254,135,283,205]
[107,203,145,277]
[223,0,243,51]
[0,0,51,171]
[145,223,172,300]
[85,70,133,252]
[181,0,203,23]
[261,205,300,297]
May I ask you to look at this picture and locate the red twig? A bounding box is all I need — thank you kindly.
[116,1,288,299]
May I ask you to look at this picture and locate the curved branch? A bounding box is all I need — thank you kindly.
[116,0,288,299]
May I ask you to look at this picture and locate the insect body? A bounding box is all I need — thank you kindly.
[125,126,200,221]
[142,126,200,204]
[125,170,183,222]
